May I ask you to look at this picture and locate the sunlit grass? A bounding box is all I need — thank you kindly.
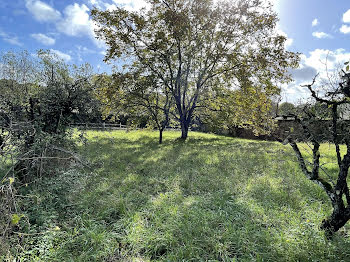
[8,130,350,261]
[297,142,347,183]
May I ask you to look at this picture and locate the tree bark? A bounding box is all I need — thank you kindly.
[180,120,189,140]
[159,129,163,144]
[321,206,350,237]
[0,133,4,151]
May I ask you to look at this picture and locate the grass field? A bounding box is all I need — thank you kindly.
[5,130,350,261]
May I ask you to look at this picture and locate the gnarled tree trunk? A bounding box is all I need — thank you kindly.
[321,205,350,236]
[285,73,350,237]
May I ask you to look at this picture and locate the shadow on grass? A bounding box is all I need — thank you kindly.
[17,131,350,261]
[71,131,350,260]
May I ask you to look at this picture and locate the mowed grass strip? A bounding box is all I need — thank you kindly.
[12,130,350,261]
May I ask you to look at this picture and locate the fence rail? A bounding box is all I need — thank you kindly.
[70,123,182,131]
[70,123,128,130]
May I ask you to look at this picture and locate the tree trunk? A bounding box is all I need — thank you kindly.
[0,133,4,151]
[320,206,350,237]
[180,121,189,140]
[29,97,35,121]
[159,129,163,144]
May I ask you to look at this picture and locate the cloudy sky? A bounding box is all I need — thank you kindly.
[0,0,350,102]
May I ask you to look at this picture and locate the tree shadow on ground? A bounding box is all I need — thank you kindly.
[22,131,350,261]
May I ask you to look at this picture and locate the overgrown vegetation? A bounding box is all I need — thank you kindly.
[3,130,350,261]
[0,50,99,248]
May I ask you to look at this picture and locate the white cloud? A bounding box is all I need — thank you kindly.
[343,9,350,23]
[76,45,97,61]
[56,4,92,37]
[284,48,350,103]
[30,33,55,45]
[55,3,105,48]
[303,48,350,72]
[337,9,350,34]
[77,45,96,54]
[289,65,317,82]
[25,0,61,22]
[340,24,350,34]
[86,0,118,10]
[112,0,149,11]
[50,49,71,62]
[0,30,22,46]
[312,31,332,39]
[86,0,148,11]
[104,3,118,11]
[311,18,318,27]
[284,38,293,48]
[25,1,105,48]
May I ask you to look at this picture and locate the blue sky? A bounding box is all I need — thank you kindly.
[0,0,350,102]
[276,0,350,102]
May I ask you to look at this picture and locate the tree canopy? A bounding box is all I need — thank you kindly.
[91,0,299,140]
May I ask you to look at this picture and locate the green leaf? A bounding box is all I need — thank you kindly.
[9,177,15,185]
[11,214,21,225]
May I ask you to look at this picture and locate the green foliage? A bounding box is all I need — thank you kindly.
[6,130,350,261]
[96,71,173,143]
[0,50,103,256]
[1,50,101,128]
[278,102,296,116]
[0,50,100,180]
[10,213,23,225]
[295,102,333,120]
[91,0,299,139]
[199,85,278,135]
[0,175,18,258]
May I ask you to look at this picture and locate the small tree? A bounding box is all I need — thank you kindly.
[96,69,173,144]
[285,71,350,236]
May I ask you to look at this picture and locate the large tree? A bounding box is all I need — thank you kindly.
[92,0,299,139]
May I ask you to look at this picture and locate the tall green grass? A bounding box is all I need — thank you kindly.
[6,130,350,261]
